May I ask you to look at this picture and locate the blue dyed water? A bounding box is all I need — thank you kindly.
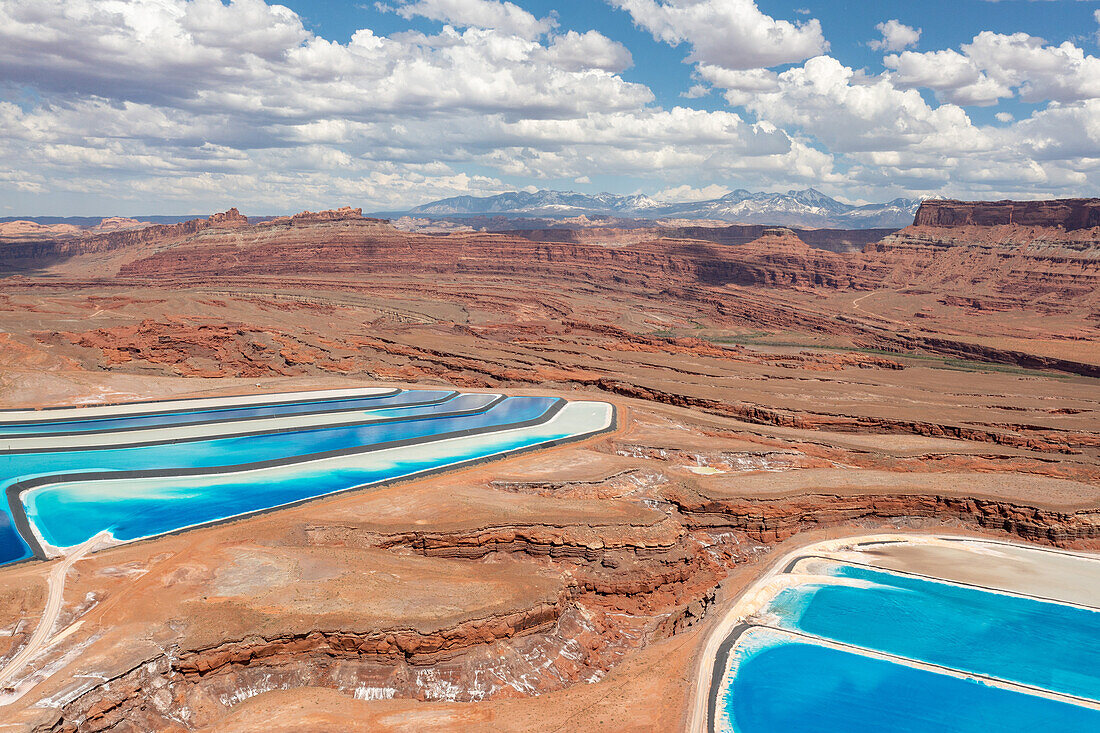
[0,511,30,565]
[24,411,578,549]
[0,394,538,489]
[725,632,1100,733]
[0,389,453,436]
[766,562,1100,700]
[0,392,547,564]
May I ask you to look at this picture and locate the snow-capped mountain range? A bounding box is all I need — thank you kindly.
[400,188,927,228]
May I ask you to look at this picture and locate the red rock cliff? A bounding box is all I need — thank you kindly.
[915,198,1100,230]
[1,209,248,266]
[116,220,872,292]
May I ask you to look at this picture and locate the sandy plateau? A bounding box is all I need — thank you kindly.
[0,200,1098,731]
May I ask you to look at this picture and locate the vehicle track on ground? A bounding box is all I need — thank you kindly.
[0,533,105,695]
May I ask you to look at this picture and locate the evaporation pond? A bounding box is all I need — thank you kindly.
[725,630,1100,733]
[764,561,1100,700]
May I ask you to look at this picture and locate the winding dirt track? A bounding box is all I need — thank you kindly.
[0,533,105,692]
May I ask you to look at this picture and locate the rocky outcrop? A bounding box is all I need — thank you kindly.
[869,198,1100,302]
[58,209,245,253]
[41,526,717,733]
[35,319,358,378]
[864,331,1100,378]
[0,221,84,238]
[45,603,568,732]
[0,217,152,240]
[692,228,859,288]
[305,516,718,613]
[291,206,365,222]
[914,198,1100,230]
[206,208,249,227]
[259,207,382,227]
[174,606,564,675]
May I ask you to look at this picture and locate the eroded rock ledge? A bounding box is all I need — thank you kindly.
[914,198,1100,230]
[667,489,1100,547]
[37,487,1100,732]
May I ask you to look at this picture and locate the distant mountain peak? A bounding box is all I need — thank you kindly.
[403,188,926,228]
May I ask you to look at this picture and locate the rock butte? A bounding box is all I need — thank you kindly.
[0,197,1097,731]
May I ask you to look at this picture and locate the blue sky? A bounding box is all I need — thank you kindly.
[286,1,1097,111]
[1,0,1099,215]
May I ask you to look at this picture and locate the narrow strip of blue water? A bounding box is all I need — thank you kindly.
[0,394,532,486]
[766,562,1100,701]
[0,510,30,565]
[24,418,582,549]
[0,389,452,436]
[725,635,1100,733]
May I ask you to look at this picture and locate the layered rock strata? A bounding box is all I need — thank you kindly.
[915,198,1100,230]
[36,482,1100,733]
[0,209,248,269]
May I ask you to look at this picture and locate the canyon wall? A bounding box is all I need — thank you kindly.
[7,201,1099,309]
[864,198,1100,301]
[0,209,248,270]
[114,212,1099,306]
[508,225,895,252]
[116,225,880,295]
[915,198,1100,230]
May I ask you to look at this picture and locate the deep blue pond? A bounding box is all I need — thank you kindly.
[725,632,1100,733]
[765,562,1100,700]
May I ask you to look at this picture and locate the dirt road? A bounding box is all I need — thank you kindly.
[0,533,106,692]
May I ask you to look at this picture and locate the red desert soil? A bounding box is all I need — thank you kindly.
[0,198,1097,731]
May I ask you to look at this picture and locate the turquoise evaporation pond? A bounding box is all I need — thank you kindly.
[725,631,1100,733]
[0,392,506,485]
[764,561,1100,701]
[0,388,451,436]
[23,404,580,550]
[0,393,551,561]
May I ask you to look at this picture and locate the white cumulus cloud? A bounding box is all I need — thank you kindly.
[882,31,1100,106]
[885,49,1011,106]
[963,31,1100,103]
[869,20,921,52]
[546,30,633,72]
[653,183,732,202]
[610,0,827,70]
[382,0,554,40]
